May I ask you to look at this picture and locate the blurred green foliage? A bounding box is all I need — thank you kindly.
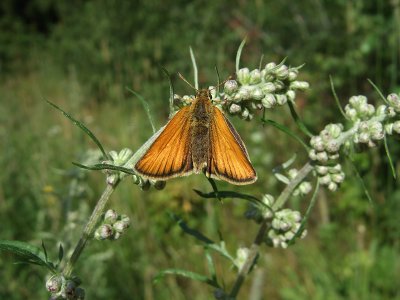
[0,0,399,299]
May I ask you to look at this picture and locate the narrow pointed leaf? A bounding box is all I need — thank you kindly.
[127,88,156,134]
[367,79,389,104]
[329,75,347,118]
[0,240,56,273]
[154,269,220,288]
[189,47,199,89]
[194,190,262,207]
[72,162,136,175]
[287,101,313,137]
[161,67,175,117]
[236,38,246,73]
[47,100,108,159]
[346,155,374,205]
[384,135,397,179]
[169,213,214,244]
[261,118,310,151]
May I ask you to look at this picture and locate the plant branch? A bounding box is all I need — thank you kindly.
[62,181,118,277]
[228,161,314,298]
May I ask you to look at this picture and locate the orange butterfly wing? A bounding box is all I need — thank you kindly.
[207,107,257,185]
[134,105,193,180]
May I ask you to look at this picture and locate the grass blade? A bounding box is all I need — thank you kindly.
[161,67,175,117]
[236,38,247,73]
[126,88,156,134]
[169,213,214,244]
[154,269,220,288]
[287,101,314,138]
[346,155,374,205]
[329,75,347,118]
[194,190,262,207]
[261,118,310,151]
[189,47,199,89]
[72,162,137,175]
[384,135,397,179]
[47,100,109,159]
[367,79,389,104]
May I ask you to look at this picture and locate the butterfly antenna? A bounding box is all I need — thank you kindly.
[209,75,233,91]
[178,72,197,91]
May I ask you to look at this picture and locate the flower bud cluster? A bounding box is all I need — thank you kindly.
[315,164,345,192]
[220,63,309,120]
[94,209,130,240]
[47,275,85,300]
[245,194,275,223]
[265,208,306,248]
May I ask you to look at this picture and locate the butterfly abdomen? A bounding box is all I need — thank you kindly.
[190,96,212,173]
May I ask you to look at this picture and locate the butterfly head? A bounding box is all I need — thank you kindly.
[196,89,212,100]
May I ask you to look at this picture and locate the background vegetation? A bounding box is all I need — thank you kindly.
[0,0,399,299]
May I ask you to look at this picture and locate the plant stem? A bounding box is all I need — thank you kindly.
[63,181,118,277]
[228,162,314,298]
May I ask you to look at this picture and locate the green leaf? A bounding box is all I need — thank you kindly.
[287,101,314,138]
[367,79,389,105]
[161,67,175,118]
[0,240,57,273]
[189,47,199,89]
[289,178,320,244]
[126,88,156,134]
[236,38,246,73]
[194,190,262,207]
[384,135,397,179]
[58,244,64,265]
[329,75,347,119]
[169,213,214,244]
[47,100,109,160]
[346,155,374,205]
[261,118,310,151]
[72,162,136,175]
[154,269,220,288]
[206,177,222,202]
[205,250,217,283]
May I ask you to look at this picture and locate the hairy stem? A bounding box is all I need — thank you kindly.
[228,162,314,298]
[63,181,118,277]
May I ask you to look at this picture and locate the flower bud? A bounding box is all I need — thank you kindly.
[308,149,317,160]
[113,220,129,233]
[298,182,312,195]
[387,93,400,111]
[95,224,114,240]
[234,247,249,269]
[331,172,345,183]
[325,123,343,138]
[358,132,370,143]
[393,121,400,134]
[316,151,328,163]
[288,168,298,179]
[154,180,166,190]
[288,69,299,81]
[229,103,242,114]
[376,105,388,116]
[237,68,251,85]
[319,175,331,185]
[116,148,134,165]
[264,62,277,72]
[261,94,276,108]
[276,94,288,105]
[315,165,328,175]
[325,140,340,153]
[345,107,358,121]
[251,88,264,100]
[104,209,118,224]
[249,69,262,84]
[328,182,338,192]
[46,275,62,293]
[241,108,249,119]
[310,136,325,151]
[290,81,309,90]
[224,80,239,95]
[275,65,289,80]
[286,90,296,101]
[261,82,276,93]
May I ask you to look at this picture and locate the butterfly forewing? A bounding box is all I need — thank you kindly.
[208,106,257,185]
[134,106,193,180]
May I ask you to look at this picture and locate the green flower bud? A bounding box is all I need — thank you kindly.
[331,172,345,183]
[249,69,262,84]
[261,94,276,108]
[308,149,317,160]
[264,62,277,72]
[46,275,62,293]
[275,65,289,80]
[261,82,276,93]
[251,88,264,100]
[358,132,370,143]
[393,121,400,134]
[349,95,367,107]
[310,136,325,151]
[345,106,358,121]
[385,123,394,135]
[113,220,128,233]
[376,105,388,116]
[104,209,118,224]
[224,80,239,95]
[286,90,296,101]
[319,175,331,185]
[237,68,251,85]
[328,153,340,160]
[154,180,166,190]
[325,123,343,138]
[325,140,340,153]
[290,81,309,90]
[316,151,328,163]
[328,182,338,192]
[387,93,400,111]
[316,165,328,175]
[229,103,242,114]
[288,168,298,179]
[241,108,249,119]
[288,69,299,81]
[276,94,288,105]
[274,80,285,91]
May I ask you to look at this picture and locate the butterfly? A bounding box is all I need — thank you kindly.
[134,88,257,185]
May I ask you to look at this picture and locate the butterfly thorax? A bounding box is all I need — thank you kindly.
[190,90,213,173]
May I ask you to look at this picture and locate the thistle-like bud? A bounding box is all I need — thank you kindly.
[46,275,62,294]
[249,69,262,84]
[104,209,118,224]
[387,93,400,111]
[251,88,264,100]
[276,94,288,106]
[229,103,242,114]
[264,62,277,72]
[286,90,296,101]
[224,80,239,95]
[237,68,251,85]
[288,69,299,81]
[275,65,289,80]
[234,247,250,269]
[95,224,114,240]
[290,81,309,90]
[261,82,276,93]
[261,94,276,108]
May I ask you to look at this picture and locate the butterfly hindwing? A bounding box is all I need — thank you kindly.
[208,106,257,185]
